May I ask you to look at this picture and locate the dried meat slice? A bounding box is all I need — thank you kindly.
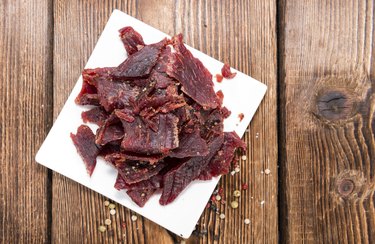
[114,173,162,191]
[113,160,166,184]
[169,127,208,158]
[81,67,140,112]
[166,34,219,109]
[75,80,100,106]
[221,63,237,79]
[159,134,224,205]
[203,131,246,179]
[70,125,100,176]
[121,114,179,155]
[81,107,109,126]
[119,26,145,55]
[95,123,124,146]
[127,188,156,207]
[112,39,167,80]
[136,85,186,120]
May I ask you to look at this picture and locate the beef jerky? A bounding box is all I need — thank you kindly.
[112,39,167,79]
[166,34,219,109]
[81,107,109,126]
[159,134,224,205]
[221,63,237,79]
[119,26,145,55]
[121,114,179,155]
[70,125,100,176]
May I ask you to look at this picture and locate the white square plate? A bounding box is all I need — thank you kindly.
[36,10,267,238]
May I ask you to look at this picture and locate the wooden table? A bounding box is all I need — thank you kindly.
[1,0,374,243]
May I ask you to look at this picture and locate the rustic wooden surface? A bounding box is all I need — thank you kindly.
[0,0,53,243]
[2,0,375,243]
[278,0,375,243]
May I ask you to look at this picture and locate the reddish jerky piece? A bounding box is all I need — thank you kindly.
[159,135,224,205]
[95,123,124,146]
[115,108,135,123]
[81,67,140,112]
[114,173,162,191]
[81,107,109,126]
[137,85,186,120]
[205,132,246,178]
[75,81,99,106]
[115,174,163,190]
[238,113,244,121]
[114,173,128,190]
[221,63,237,79]
[167,34,219,109]
[169,128,208,158]
[121,114,179,155]
[114,160,166,184]
[112,39,167,80]
[127,188,156,207]
[221,106,231,119]
[70,125,100,176]
[119,26,145,55]
[216,74,223,82]
[106,151,165,165]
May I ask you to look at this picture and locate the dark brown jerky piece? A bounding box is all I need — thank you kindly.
[113,160,166,184]
[112,39,167,80]
[115,173,162,191]
[221,63,237,79]
[115,108,135,123]
[204,131,246,178]
[75,81,100,106]
[159,134,224,205]
[169,127,208,158]
[166,34,219,109]
[200,109,224,140]
[127,188,156,207]
[105,151,165,165]
[97,78,140,112]
[136,85,186,120]
[70,125,100,176]
[119,26,145,55]
[221,106,231,119]
[95,123,124,146]
[80,67,140,112]
[81,107,109,126]
[121,114,179,155]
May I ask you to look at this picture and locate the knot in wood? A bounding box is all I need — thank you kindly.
[316,90,357,121]
[337,179,354,197]
[333,170,367,201]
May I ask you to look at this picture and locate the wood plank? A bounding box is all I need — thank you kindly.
[0,0,53,243]
[278,0,375,243]
[52,0,277,243]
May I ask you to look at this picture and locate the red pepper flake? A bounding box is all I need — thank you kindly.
[215,74,223,83]
[241,183,248,190]
[238,113,244,122]
[121,222,127,229]
[218,187,224,196]
[206,202,211,209]
[211,195,217,202]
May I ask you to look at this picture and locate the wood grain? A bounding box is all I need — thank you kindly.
[278,0,375,243]
[0,0,53,243]
[52,0,278,243]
